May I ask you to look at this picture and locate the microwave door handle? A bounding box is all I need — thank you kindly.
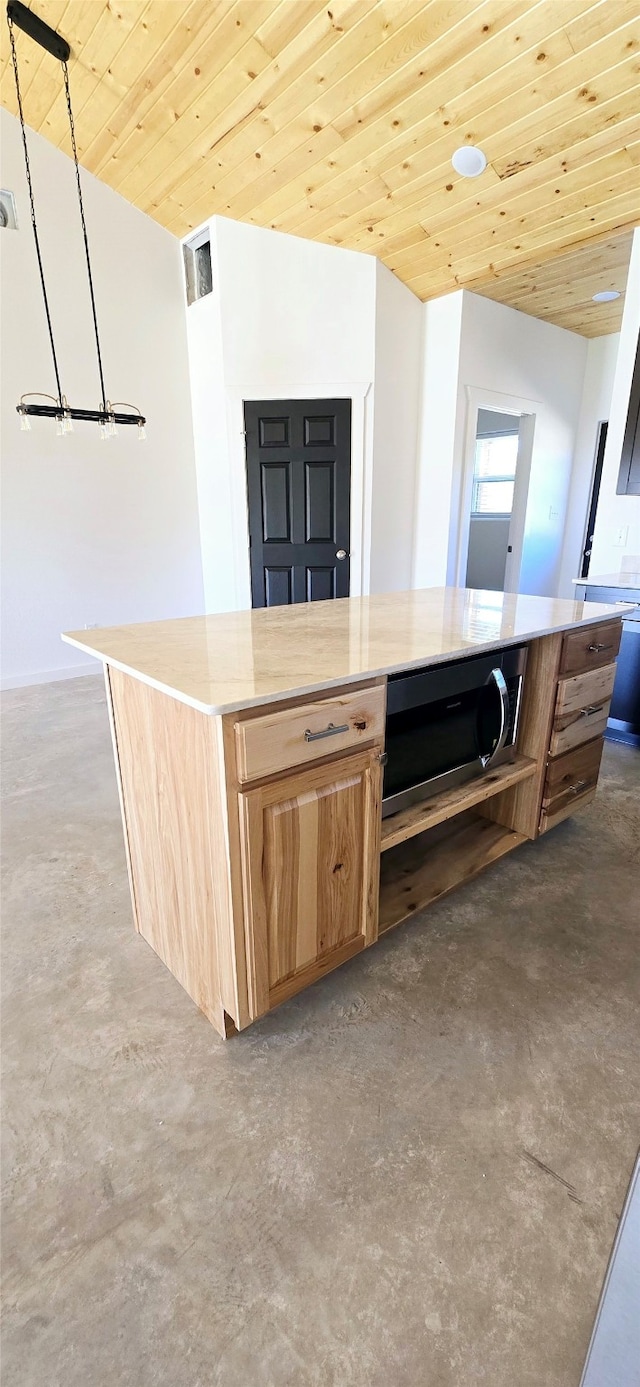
[479,667,510,769]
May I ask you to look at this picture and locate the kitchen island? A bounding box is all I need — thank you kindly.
[63,588,629,1037]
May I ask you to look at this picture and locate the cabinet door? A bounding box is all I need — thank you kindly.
[239,748,382,1018]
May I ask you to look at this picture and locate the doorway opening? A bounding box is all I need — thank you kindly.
[244,398,351,608]
[462,404,535,594]
[580,420,608,579]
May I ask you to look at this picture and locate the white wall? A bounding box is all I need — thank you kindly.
[557,333,620,597]
[589,226,640,575]
[186,215,379,610]
[413,290,589,596]
[456,292,588,597]
[412,291,464,587]
[0,108,204,688]
[370,261,422,593]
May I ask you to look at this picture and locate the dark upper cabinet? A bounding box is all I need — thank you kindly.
[617,330,640,496]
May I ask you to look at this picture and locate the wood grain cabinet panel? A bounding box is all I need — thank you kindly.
[559,620,622,676]
[550,661,617,756]
[239,748,382,1018]
[539,736,604,832]
[234,684,385,783]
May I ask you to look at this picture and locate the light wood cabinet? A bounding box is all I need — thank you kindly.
[539,736,604,833]
[560,619,622,675]
[238,748,382,1019]
[549,662,616,756]
[234,685,385,783]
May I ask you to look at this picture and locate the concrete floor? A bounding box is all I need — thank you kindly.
[2,675,639,1387]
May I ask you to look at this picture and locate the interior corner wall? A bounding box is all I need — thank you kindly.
[187,216,377,611]
[412,291,464,588]
[183,221,236,613]
[370,261,422,592]
[455,292,588,597]
[589,225,640,575]
[0,108,203,689]
[557,333,620,597]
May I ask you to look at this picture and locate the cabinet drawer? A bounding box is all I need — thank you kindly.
[539,736,604,833]
[560,620,621,676]
[234,684,385,784]
[549,662,616,756]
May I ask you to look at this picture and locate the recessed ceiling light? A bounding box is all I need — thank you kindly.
[451,145,487,178]
[592,290,621,303]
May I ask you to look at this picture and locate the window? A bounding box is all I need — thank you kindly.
[471,432,519,515]
[183,230,213,306]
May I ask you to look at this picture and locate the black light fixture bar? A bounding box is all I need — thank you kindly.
[17,405,146,425]
[7,0,69,62]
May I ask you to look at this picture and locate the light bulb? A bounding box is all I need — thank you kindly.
[56,415,65,437]
[137,421,146,441]
[451,145,487,178]
[99,421,109,440]
[19,410,31,432]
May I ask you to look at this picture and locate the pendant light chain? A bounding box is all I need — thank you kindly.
[8,14,64,408]
[7,0,145,437]
[62,61,107,414]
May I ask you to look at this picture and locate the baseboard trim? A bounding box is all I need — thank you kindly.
[0,662,99,691]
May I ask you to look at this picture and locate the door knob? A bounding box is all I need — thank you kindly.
[336,549,348,560]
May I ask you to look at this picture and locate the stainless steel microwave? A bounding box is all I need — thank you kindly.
[382,645,527,818]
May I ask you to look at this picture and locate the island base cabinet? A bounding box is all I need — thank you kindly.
[238,749,382,1019]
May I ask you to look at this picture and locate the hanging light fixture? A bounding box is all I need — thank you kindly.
[6,0,146,438]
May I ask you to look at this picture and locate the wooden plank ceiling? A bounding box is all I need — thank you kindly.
[1,0,639,336]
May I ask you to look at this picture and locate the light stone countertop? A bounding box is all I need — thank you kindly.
[572,572,640,591]
[62,587,634,716]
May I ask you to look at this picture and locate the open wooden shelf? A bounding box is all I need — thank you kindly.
[379,811,527,934]
[380,754,536,853]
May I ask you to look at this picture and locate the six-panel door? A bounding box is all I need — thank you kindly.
[238,748,382,1019]
[244,398,352,607]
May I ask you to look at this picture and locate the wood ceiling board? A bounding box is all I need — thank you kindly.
[405,202,635,305]
[94,0,280,195]
[471,228,632,335]
[407,190,640,296]
[35,2,153,148]
[1,0,639,337]
[291,115,638,259]
[95,0,374,198]
[206,4,636,244]
[166,0,553,232]
[298,18,640,249]
[1,1,71,100]
[474,230,633,294]
[81,2,239,172]
[127,0,420,217]
[421,143,640,260]
[41,1,183,152]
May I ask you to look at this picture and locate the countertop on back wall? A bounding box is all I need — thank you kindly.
[573,572,640,591]
[62,587,633,717]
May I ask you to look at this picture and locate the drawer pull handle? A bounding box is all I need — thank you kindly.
[304,721,349,742]
[588,642,613,653]
[569,779,589,795]
[580,703,604,717]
